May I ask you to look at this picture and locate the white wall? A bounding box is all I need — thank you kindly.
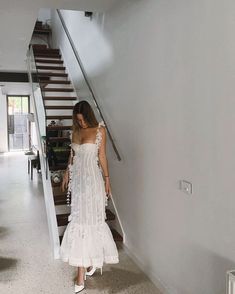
[51,1,235,293]
[51,10,118,161]
[0,88,8,152]
[38,8,51,24]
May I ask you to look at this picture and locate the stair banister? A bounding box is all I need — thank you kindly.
[56,9,121,162]
[26,46,61,258]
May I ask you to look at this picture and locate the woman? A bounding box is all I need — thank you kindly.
[60,100,119,293]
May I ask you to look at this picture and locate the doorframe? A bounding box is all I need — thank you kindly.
[6,95,31,152]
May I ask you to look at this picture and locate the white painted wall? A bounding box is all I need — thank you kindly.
[51,10,120,163]
[38,8,51,24]
[0,0,116,71]
[0,88,8,152]
[51,1,235,293]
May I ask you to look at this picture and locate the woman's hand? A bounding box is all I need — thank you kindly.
[105,177,112,198]
[61,170,69,192]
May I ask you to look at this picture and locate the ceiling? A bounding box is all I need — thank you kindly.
[0,0,116,72]
[0,83,31,95]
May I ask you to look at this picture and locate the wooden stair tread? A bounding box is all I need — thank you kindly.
[47,125,72,130]
[40,80,71,84]
[46,115,72,119]
[53,188,66,195]
[106,209,115,221]
[35,21,43,26]
[33,48,60,54]
[110,228,123,242]
[48,137,71,142]
[32,44,47,50]
[42,88,74,92]
[43,96,76,100]
[45,106,74,109]
[51,181,61,187]
[36,59,63,64]
[49,150,70,156]
[54,197,67,206]
[39,76,50,82]
[34,25,50,29]
[38,72,68,77]
[33,29,51,34]
[50,164,67,171]
[37,65,66,70]
[34,54,61,59]
[56,213,70,226]
[35,58,64,65]
[54,189,66,194]
[53,189,68,205]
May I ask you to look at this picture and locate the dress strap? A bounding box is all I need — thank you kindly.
[95,121,105,150]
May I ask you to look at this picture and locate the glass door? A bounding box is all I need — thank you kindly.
[7,96,30,151]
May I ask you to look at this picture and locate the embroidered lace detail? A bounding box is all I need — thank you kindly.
[66,164,72,207]
[60,121,119,267]
[95,121,105,173]
[66,146,74,206]
[95,120,105,150]
[99,120,106,127]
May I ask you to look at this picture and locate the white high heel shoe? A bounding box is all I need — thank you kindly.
[74,268,86,293]
[85,266,103,277]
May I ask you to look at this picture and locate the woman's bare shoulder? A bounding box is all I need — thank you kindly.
[100,125,106,134]
[72,129,79,140]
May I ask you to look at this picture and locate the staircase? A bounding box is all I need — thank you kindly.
[31,21,123,245]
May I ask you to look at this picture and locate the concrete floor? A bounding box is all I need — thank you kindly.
[0,152,161,294]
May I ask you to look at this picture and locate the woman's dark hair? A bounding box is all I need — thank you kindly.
[72,100,98,132]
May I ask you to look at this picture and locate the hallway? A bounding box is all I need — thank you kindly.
[0,153,161,294]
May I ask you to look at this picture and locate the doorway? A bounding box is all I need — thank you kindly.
[7,96,30,151]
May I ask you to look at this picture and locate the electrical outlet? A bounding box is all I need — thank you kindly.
[179,180,193,195]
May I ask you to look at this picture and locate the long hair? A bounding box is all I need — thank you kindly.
[72,100,98,133]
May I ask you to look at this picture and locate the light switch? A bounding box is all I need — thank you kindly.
[179,180,193,195]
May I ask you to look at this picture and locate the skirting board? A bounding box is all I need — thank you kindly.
[122,240,173,294]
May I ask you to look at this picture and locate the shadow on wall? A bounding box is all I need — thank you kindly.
[76,14,113,77]
[61,10,113,77]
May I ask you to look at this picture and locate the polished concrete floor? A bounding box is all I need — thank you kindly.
[0,152,161,294]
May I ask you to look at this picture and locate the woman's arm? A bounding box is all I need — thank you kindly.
[98,127,111,196]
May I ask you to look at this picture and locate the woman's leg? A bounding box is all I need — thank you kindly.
[76,267,85,285]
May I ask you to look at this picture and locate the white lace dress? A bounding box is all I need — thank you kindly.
[60,122,119,268]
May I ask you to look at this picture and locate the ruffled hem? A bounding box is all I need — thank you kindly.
[60,256,119,268]
[59,222,119,267]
